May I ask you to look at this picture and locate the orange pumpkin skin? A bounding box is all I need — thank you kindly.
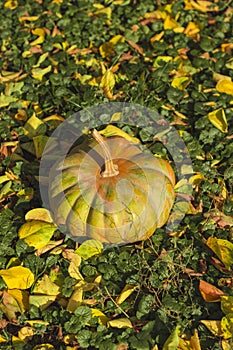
[49,132,176,244]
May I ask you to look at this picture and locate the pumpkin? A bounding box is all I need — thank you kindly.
[49,129,176,244]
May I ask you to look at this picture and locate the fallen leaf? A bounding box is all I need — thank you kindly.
[100,69,115,99]
[99,125,140,143]
[0,266,34,289]
[221,314,233,339]
[25,208,54,223]
[216,79,233,95]
[4,0,18,9]
[75,239,103,260]
[221,296,233,315]
[107,318,133,329]
[162,325,181,350]
[33,275,60,296]
[200,320,222,337]
[116,284,138,304]
[199,280,225,302]
[31,66,52,81]
[207,108,228,133]
[206,237,233,269]
[30,28,45,46]
[18,220,57,250]
[91,308,109,325]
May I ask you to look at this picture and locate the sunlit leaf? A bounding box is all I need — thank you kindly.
[25,208,54,223]
[221,314,233,339]
[199,280,225,302]
[206,237,233,269]
[23,114,47,139]
[116,284,138,304]
[18,327,34,341]
[99,125,140,143]
[162,325,181,350]
[91,308,109,325]
[0,93,17,107]
[207,108,228,133]
[221,296,233,315]
[31,66,52,81]
[33,135,49,158]
[33,344,55,350]
[100,69,115,99]
[171,76,190,90]
[216,80,233,96]
[29,295,57,311]
[0,266,34,289]
[18,220,56,250]
[33,275,60,296]
[30,28,45,46]
[4,0,18,9]
[75,239,103,260]
[107,318,133,328]
[0,289,29,321]
[0,335,6,343]
[200,320,222,337]
[67,289,83,312]
[184,0,218,12]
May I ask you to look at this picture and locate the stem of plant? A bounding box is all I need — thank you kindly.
[92,129,119,178]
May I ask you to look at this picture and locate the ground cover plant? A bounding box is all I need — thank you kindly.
[0,0,233,349]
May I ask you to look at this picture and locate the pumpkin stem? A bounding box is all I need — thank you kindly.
[92,129,119,177]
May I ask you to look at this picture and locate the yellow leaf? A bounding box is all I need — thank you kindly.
[171,76,190,90]
[184,0,218,12]
[0,93,17,107]
[107,318,133,329]
[200,320,222,337]
[116,284,138,304]
[93,6,112,25]
[68,261,84,281]
[207,108,228,133]
[33,52,49,68]
[100,69,115,99]
[0,266,34,289]
[184,22,200,38]
[222,339,232,350]
[33,135,49,158]
[221,296,233,315]
[190,329,201,350]
[19,16,40,23]
[91,308,109,325]
[150,31,165,44]
[0,289,29,321]
[29,295,57,311]
[26,320,49,326]
[206,237,233,269]
[23,114,47,139]
[0,335,6,343]
[75,239,103,260]
[33,275,60,296]
[30,28,45,46]
[4,0,18,9]
[18,220,57,250]
[0,70,22,83]
[99,125,140,143]
[33,344,55,350]
[162,325,181,350]
[221,314,233,339]
[25,208,54,223]
[31,66,52,81]
[67,289,83,312]
[18,327,34,341]
[99,42,115,58]
[216,79,233,95]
